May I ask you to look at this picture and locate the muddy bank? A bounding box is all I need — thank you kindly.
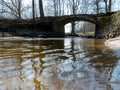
[0,31,66,38]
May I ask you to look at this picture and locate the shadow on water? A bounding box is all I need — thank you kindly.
[0,38,120,90]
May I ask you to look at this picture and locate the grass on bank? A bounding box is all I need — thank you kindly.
[76,32,95,37]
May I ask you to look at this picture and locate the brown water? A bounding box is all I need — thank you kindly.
[0,38,120,90]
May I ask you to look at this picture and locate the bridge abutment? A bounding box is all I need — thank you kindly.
[53,22,65,35]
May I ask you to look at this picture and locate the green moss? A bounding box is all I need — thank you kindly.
[97,16,111,28]
[97,10,120,28]
[96,10,120,38]
[116,10,120,13]
[99,11,120,27]
[111,10,120,17]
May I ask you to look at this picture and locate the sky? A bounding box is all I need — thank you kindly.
[23,0,30,5]
[23,0,120,11]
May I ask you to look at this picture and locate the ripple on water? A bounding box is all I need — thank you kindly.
[0,38,120,90]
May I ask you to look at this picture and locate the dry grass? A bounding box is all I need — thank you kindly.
[76,32,95,37]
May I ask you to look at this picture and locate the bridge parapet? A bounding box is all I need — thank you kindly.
[54,14,97,23]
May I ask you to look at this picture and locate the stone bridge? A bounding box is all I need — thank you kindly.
[50,14,97,34]
[0,12,115,38]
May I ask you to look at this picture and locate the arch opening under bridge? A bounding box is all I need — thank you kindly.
[65,21,96,37]
[53,14,97,36]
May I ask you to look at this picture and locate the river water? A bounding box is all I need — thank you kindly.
[0,37,120,90]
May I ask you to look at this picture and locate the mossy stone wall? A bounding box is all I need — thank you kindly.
[97,11,120,39]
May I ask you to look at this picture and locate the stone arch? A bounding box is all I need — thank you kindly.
[53,14,97,34]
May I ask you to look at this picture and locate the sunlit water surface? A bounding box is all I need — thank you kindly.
[0,38,120,90]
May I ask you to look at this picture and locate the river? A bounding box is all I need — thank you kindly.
[0,37,120,90]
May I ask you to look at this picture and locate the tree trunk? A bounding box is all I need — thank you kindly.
[39,0,44,19]
[53,0,57,16]
[71,0,75,34]
[32,0,36,36]
[103,0,108,13]
[32,0,35,20]
[96,0,99,13]
[105,2,107,13]
[108,0,112,12]
[58,0,61,16]
[18,0,21,19]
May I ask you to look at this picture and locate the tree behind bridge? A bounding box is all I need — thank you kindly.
[0,0,30,19]
[39,0,44,19]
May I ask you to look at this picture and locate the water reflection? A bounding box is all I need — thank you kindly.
[108,47,120,90]
[0,38,119,90]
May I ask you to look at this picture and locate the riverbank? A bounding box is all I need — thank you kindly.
[0,36,69,42]
[105,37,120,49]
[0,37,42,41]
[105,37,120,58]
[0,30,65,38]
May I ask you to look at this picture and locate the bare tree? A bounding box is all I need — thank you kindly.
[93,0,104,14]
[18,0,21,19]
[32,0,35,20]
[102,0,112,13]
[0,0,30,19]
[39,0,44,19]
[53,0,59,16]
[96,0,99,13]
[67,0,82,34]
[70,0,76,34]
[44,0,65,16]
[53,0,57,16]
[0,0,5,18]
[108,0,112,12]
[103,0,108,13]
